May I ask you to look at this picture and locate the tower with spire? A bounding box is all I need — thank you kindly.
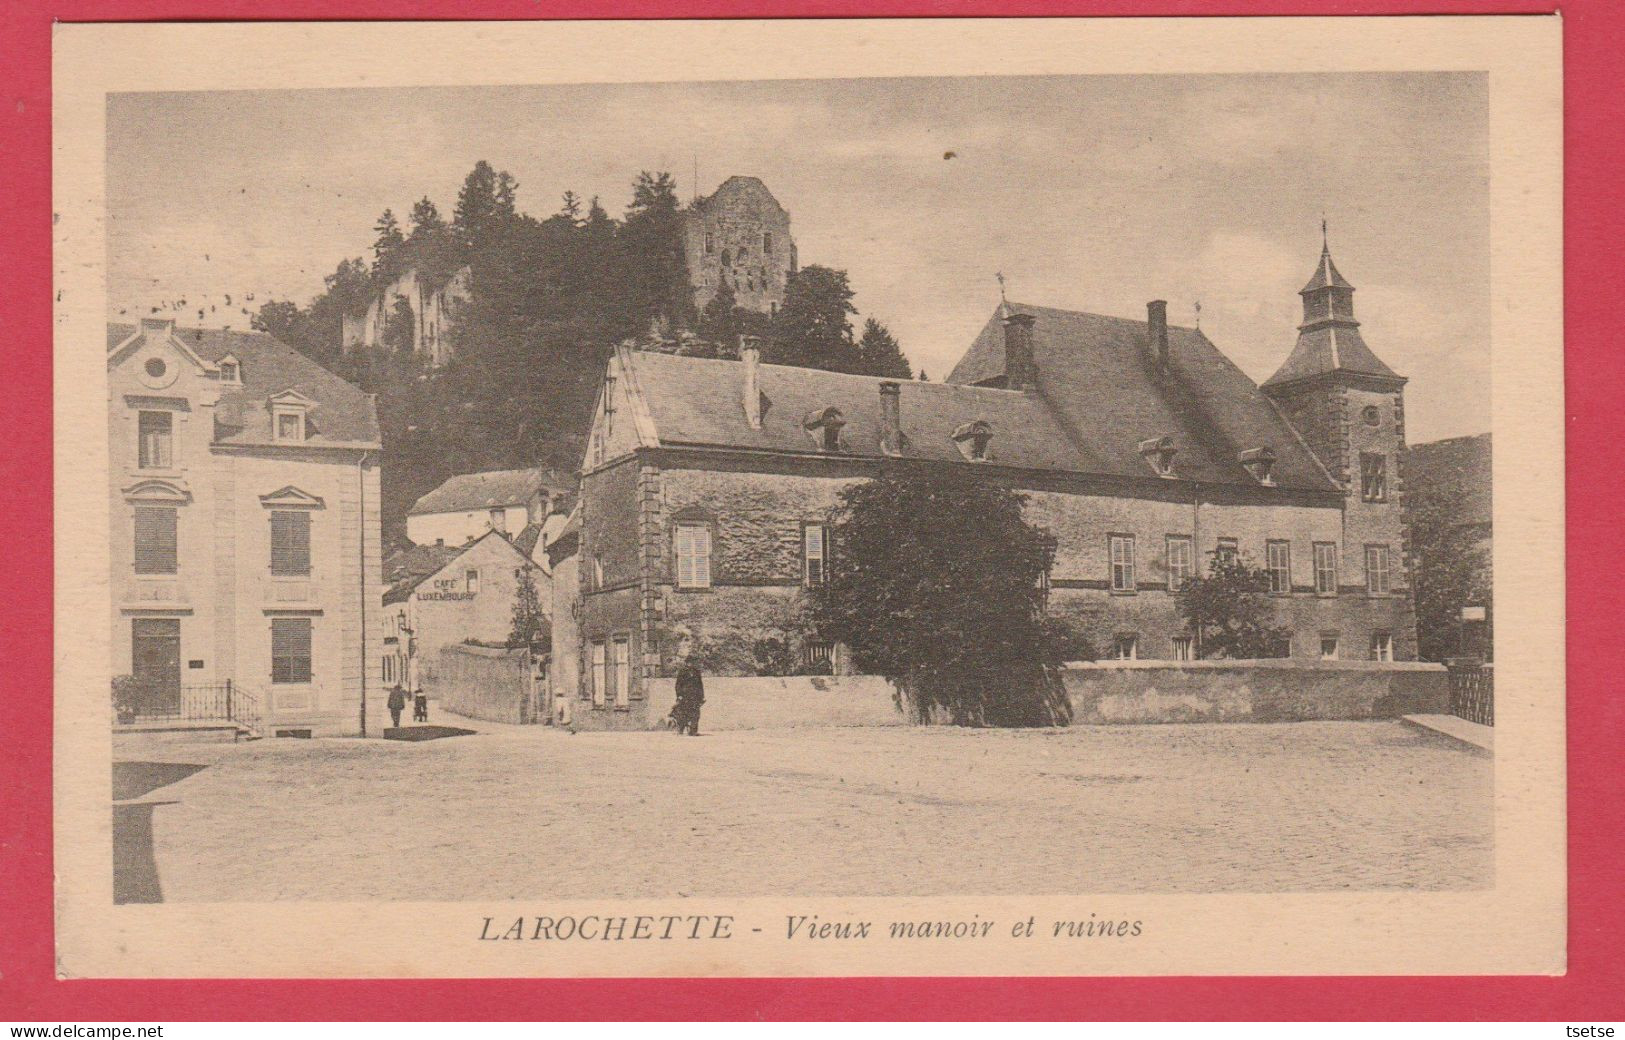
[1264,225,1416,658]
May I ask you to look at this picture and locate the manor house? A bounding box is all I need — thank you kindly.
[551,236,1418,728]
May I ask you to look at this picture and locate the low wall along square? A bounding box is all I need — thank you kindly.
[1061,659,1449,725]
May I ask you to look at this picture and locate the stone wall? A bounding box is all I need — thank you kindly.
[1061,659,1447,724]
[644,675,904,731]
[435,643,537,725]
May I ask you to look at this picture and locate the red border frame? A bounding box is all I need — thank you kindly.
[3,0,1619,1021]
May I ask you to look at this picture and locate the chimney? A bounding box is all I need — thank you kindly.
[878,381,902,456]
[740,335,762,429]
[1001,312,1038,391]
[1147,300,1169,375]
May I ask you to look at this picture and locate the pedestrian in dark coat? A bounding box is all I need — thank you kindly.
[413,691,428,722]
[673,634,705,736]
[387,685,407,729]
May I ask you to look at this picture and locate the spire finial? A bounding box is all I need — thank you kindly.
[996,271,1007,305]
[1194,300,1202,329]
[1321,214,1329,251]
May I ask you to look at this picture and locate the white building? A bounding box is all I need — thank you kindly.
[108,318,385,737]
[405,467,569,549]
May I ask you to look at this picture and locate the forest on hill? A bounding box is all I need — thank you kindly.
[254,162,913,542]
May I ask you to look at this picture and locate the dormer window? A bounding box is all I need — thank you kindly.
[219,355,241,384]
[270,390,313,444]
[1138,436,1177,478]
[802,407,847,452]
[1239,446,1278,486]
[951,420,994,462]
[276,412,304,442]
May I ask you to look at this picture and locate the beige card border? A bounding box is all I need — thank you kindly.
[53,16,1564,979]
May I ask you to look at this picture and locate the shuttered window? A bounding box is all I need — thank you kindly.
[803,523,827,586]
[269,510,311,576]
[133,506,177,575]
[271,618,312,684]
[1360,452,1388,502]
[675,523,712,589]
[138,411,173,469]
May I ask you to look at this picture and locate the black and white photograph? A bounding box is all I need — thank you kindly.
[55,17,1562,979]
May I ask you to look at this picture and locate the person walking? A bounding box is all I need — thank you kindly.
[673,634,705,736]
[413,690,428,723]
[387,684,407,729]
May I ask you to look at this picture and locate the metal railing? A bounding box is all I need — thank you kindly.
[116,679,263,738]
[1447,658,1494,727]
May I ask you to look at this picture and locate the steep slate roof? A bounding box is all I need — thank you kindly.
[108,323,379,445]
[1407,433,1492,526]
[1263,324,1402,388]
[1300,245,1354,293]
[945,304,1339,492]
[407,467,569,517]
[625,350,1088,474]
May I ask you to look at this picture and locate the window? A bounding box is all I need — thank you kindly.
[133,505,178,575]
[271,618,312,684]
[138,411,173,469]
[1365,545,1391,595]
[1313,542,1338,596]
[382,655,395,684]
[612,636,631,707]
[1166,535,1194,592]
[490,507,507,532]
[675,523,712,589]
[276,412,304,442]
[705,232,715,254]
[590,641,607,706]
[1108,534,1136,593]
[803,523,827,586]
[1360,452,1387,502]
[1361,405,1380,427]
[269,510,311,576]
[763,231,773,253]
[465,568,480,595]
[220,359,240,383]
[1371,631,1394,662]
[1266,540,1291,595]
[822,425,840,451]
[1112,634,1139,661]
[1170,635,1194,661]
[1320,634,1340,660]
[720,249,731,267]
[1215,537,1239,565]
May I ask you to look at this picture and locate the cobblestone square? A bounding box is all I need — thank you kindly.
[115,719,1492,902]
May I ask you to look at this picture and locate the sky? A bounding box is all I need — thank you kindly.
[107,72,1489,442]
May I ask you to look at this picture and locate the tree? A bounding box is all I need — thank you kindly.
[508,566,547,648]
[768,265,861,373]
[617,171,693,332]
[558,191,584,225]
[410,196,446,236]
[372,209,406,279]
[1177,555,1292,659]
[454,160,518,250]
[855,318,912,379]
[1409,485,1492,661]
[810,471,1073,727]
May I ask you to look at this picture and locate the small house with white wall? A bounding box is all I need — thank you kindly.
[406,467,569,548]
